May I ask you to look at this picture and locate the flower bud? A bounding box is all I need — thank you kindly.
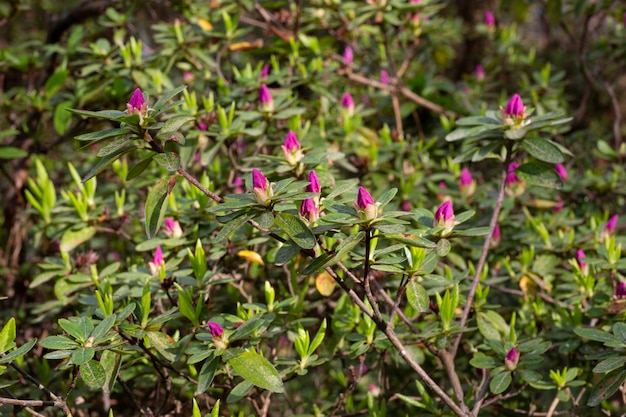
[300,198,319,223]
[576,249,588,276]
[606,214,619,234]
[555,163,567,181]
[475,64,485,81]
[504,94,525,118]
[148,246,165,278]
[343,45,353,64]
[251,168,273,205]
[259,84,273,112]
[434,200,455,236]
[380,69,389,85]
[341,92,355,116]
[163,217,183,239]
[355,186,378,221]
[306,170,321,193]
[126,88,148,124]
[260,64,270,80]
[491,224,501,247]
[504,347,520,371]
[485,11,495,27]
[616,282,626,300]
[207,321,224,338]
[459,167,476,197]
[282,130,303,166]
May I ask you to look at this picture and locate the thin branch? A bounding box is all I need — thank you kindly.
[7,362,71,415]
[603,80,623,150]
[178,169,223,203]
[546,395,560,417]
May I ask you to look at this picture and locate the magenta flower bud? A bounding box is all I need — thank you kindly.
[128,88,145,110]
[153,246,163,265]
[555,163,567,181]
[401,200,411,212]
[459,167,476,197]
[506,162,522,186]
[491,224,501,247]
[341,92,355,116]
[606,214,619,234]
[233,176,244,193]
[260,64,270,79]
[485,11,495,27]
[343,46,353,64]
[300,198,319,223]
[576,249,588,275]
[380,69,389,85]
[616,282,626,299]
[504,347,520,371]
[504,94,525,118]
[475,64,485,81]
[259,84,273,112]
[163,217,183,239]
[251,168,273,205]
[282,130,303,166]
[554,197,564,213]
[207,321,224,338]
[434,200,455,236]
[149,246,165,277]
[306,170,321,193]
[355,186,378,221]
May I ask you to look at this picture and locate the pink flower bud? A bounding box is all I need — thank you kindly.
[459,167,476,196]
[380,69,389,85]
[306,170,321,193]
[128,88,145,110]
[616,282,626,299]
[506,162,522,186]
[252,169,273,205]
[492,224,501,246]
[149,246,165,277]
[163,217,183,238]
[355,186,378,221]
[341,92,355,116]
[504,347,520,371]
[260,64,270,79]
[282,130,303,166]
[485,11,495,27]
[504,94,525,118]
[576,249,588,275]
[555,163,567,181]
[475,64,485,81]
[401,200,411,212]
[300,198,319,223]
[554,197,564,213]
[434,201,455,236]
[259,84,273,111]
[207,321,224,338]
[153,246,163,265]
[233,176,244,193]
[343,46,353,64]
[605,214,619,234]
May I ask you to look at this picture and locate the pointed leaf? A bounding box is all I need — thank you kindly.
[521,136,564,163]
[0,318,16,354]
[490,371,512,394]
[516,161,562,189]
[0,339,37,364]
[228,350,284,393]
[274,213,316,250]
[80,360,106,389]
[406,280,429,312]
[154,152,180,172]
[196,357,219,395]
[72,347,95,365]
[588,368,626,406]
[145,176,173,238]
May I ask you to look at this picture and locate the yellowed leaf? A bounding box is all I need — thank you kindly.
[237,250,264,265]
[315,272,336,297]
[196,18,213,31]
[229,40,263,51]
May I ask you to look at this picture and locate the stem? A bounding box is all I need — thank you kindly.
[546,395,560,417]
[451,150,511,357]
[177,168,223,203]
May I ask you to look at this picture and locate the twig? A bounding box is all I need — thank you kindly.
[7,362,71,415]
[178,168,223,203]
[471,370,490,416]
[603,80,623,150]
[546,395,560,417]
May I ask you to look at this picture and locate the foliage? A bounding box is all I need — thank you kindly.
[1,0,626,416]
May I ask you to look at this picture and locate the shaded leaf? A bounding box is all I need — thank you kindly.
[406,280,429,312]
[228,350,284,393]
[145,176,173,238]
[274,213,316,250]
[521,136,564,163]
[516,161,562,189]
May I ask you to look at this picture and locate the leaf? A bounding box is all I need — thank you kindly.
[60,226,97,253]
[275,241,300,266]
[574,327,619,344]
[59,318,88,342]
[469,353,500,369]
[68,108,126,120]
[82,145,136,182]
[592,357,626,374]
[75,128,130,142]
[377,188,397,206]
[388,234,437,249]
[152,86,187,113]
[39,335,79,350]
[215,212,255,242]
[71,347,95,365]
[0,318,16,354]
[196,357,219,395]
[80,360,106,390]
[154,152,181,172]
[53,101,73,135]
[0,146,28,159]
[274,213,316,250]
[453,226,492,237]
[521,136,564,163]
[158,116,196,138]
[301,232,365,275]
[90,315,116,344]
[226,380,253,403]
[445,125,499,142]
[315,272,336,296]
[45,69,68,97]
[100,350,122,394]
[227,350,284,393]
[516,161,562,189]
[325,179,359,200]
[454,116,502,126]
[490,371,512,394]
[96,137,133,157]
[145,176,173,238]
[0,339,37,364]
[126,156,154,180]
[406,280,429,312]
[588,368,626,406]
[146,331,178,362]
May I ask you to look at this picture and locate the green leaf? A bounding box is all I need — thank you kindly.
[0,318,16,354]
[145,176,174,238]
[490,371,512,394]
[228,350,284,393]
[0,146,28,159]
[96,137,133,157]
[226,380,253,403]
[68,109,126,120]
[453,226,492,237]
[274,213,316,250]
[71,347,95,365]
[146,331,178,362]
[154,152,181,172]
[60,226,97,253]
[53,101,73,135]
[406,280,429,313]
[574,327,619,344]
[152,86,187,113]
[588,368,626,406]
[325,179,358,200]
[215,212,255,242]
[40,335,79,350]
[377,188,397,207]
[75,128,131,142]
[196,357,219,395]
[521,137,564,163]
[275,241,300,266]
[80,360,106,390]
[446,125,499,142]
[82,145,136,182]
[516,161,562,189]
[454,116,502,126]
[0,339,37,364]
[59,318,88,342]
[127,156,154,180]
[469,353,500,369]
[157,116,195,138]
[388,234,437,249]
[593,357,626,374]
[45,69,68,97]
[301,231,365,275]
[100,350,122,394]
[90,315,116,344]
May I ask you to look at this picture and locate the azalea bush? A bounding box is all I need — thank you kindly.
[2,0,626,416]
